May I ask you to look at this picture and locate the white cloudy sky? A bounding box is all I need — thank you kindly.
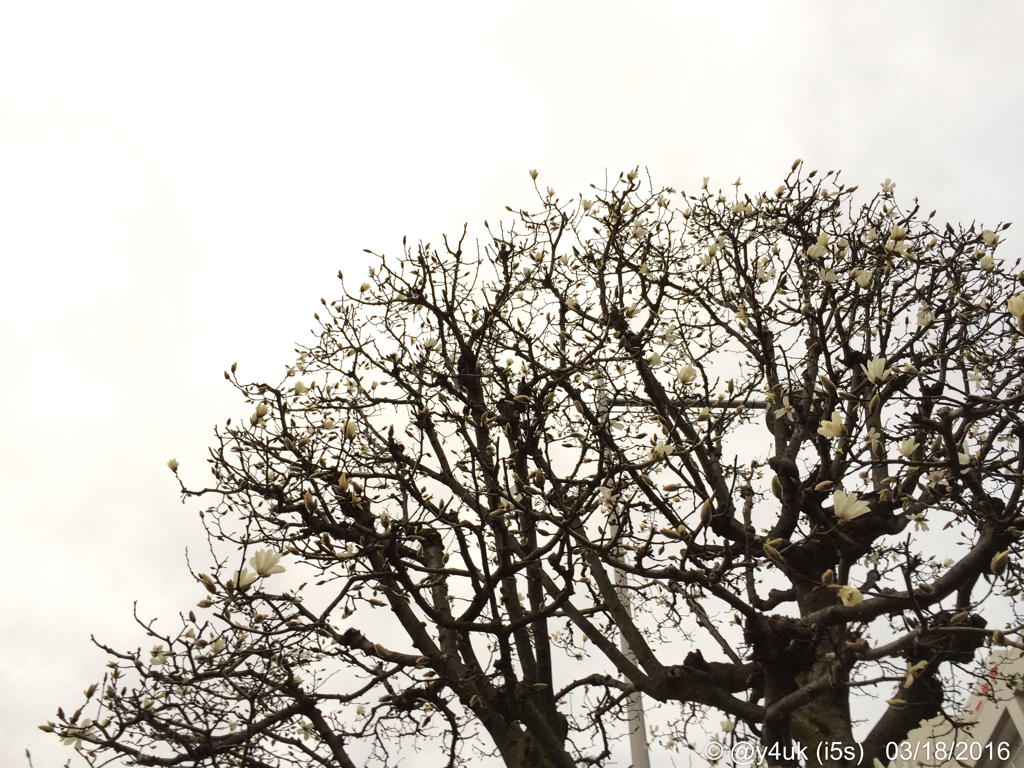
[1,3,1022,766]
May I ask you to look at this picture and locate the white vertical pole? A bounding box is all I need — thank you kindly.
[616,564,651,768]
[597,378,651,768]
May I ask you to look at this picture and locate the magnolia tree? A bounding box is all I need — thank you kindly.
[48,165,1024,768]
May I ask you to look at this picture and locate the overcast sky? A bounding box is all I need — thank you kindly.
[2,3,1022,766]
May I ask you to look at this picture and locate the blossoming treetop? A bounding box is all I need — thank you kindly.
[48,164,1023,768]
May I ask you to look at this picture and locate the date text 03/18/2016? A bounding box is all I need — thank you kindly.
[700,739,1013,766]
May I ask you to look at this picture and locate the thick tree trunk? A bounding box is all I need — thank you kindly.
[790,686,857,768]
[494,727,575,768]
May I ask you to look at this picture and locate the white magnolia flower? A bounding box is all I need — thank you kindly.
[1008,294,1024,318]
[698,407,711,421]
[982,229,1000,247]
[360,282,371,292]
[344,420,358,440]
[865,428,882,452]
[677,365,698,384]
[992,550,1010,575]
[651,441,675,459]
[881,178,896,194]
[529,169,538,180]
[980,253,995,271]
[833,489,870,522]
[210,637,227,654]
[838,586,864,606]
[817,411,846,438]
[818,267,838,283]
[423,337,438,350]
[958,444,973,466]
[774,396,796,422]
[357,704,367,716]
[861,355,892,383]
[167,458,179,472]
[852,268,873,288]
[230,569,258,589]
[150,645,171,665]
[865,227,878,242]
[61,719,94,749]
[898,438,920,458]
[250,549,286,578]
[294,381,308,396]
[917,303,935,326]
[807,233,829,260]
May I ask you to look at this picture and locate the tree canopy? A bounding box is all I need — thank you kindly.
[48,164,1024,768]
